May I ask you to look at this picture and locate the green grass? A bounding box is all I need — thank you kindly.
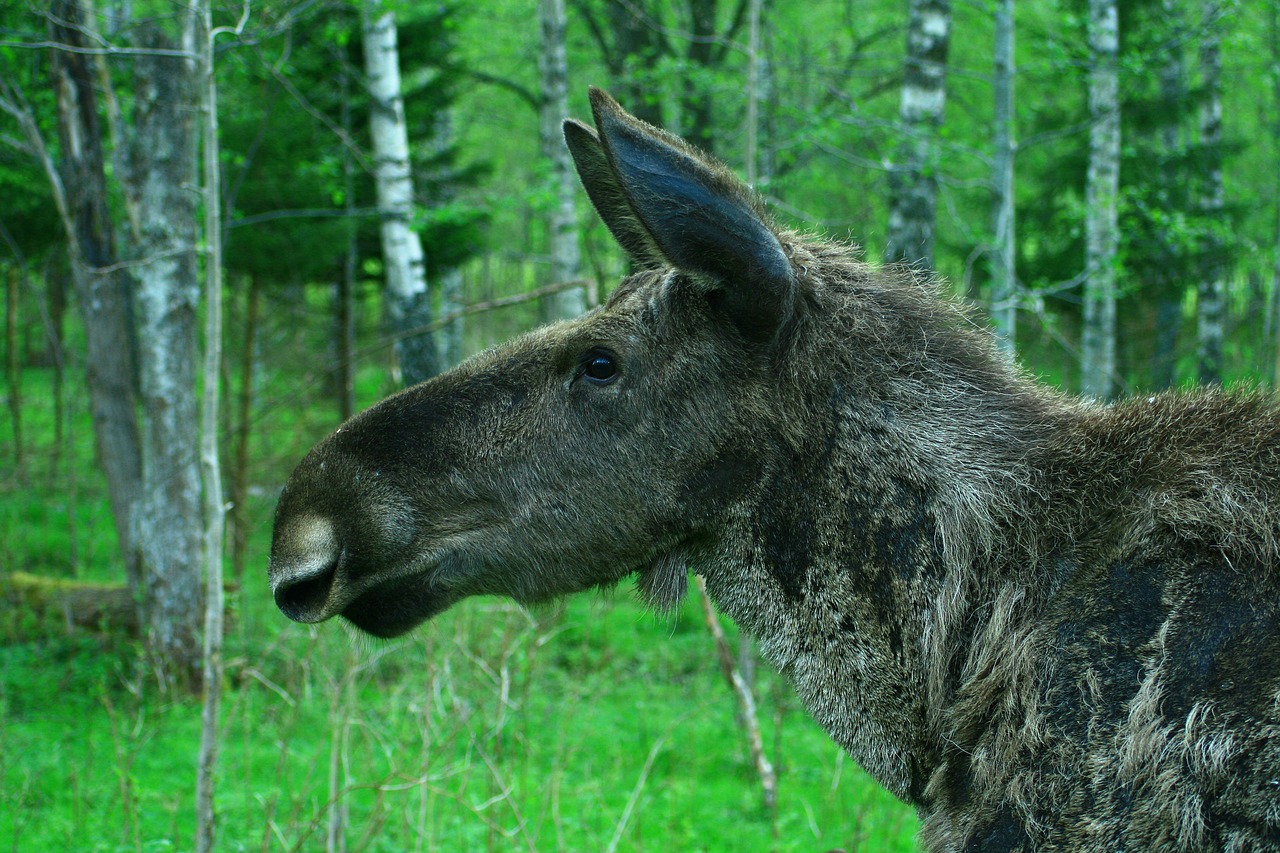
[0,592,919,852]
[0,296,920,852]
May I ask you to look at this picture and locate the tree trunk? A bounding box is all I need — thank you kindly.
[43,259,69,457]
[231,276,261,585]
[195,0,228,843]
[425,108,466,367]
[5,263,22,481]
[683,0,719,152]
[539,0,586,321]
[1196,0,1225,386]
[990,0,1016,355]
[338,48,358,421]
[131,28,204,690]
[601,0,664,128]
[885,0,952,270]
[362,0,436,386]
[49,0,144,594]
[1274,208,1280,387]
[1153,297,1182,390]
[745,0,763,189]
[437,267,465,367]
[1273,0,1280,387]
[1152,0,1186,391]
[1081,0,1120,399]
[737,0,769,698]
[335,267,357,419]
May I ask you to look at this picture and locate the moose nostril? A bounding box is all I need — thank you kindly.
[269,515,342,623]
[273,558,339,623]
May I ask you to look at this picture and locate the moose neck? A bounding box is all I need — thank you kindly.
[695,269,1063,806]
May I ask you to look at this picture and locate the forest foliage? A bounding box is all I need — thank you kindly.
[2,0,1280,849]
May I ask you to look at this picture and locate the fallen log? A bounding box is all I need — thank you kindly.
[1,571,140,637]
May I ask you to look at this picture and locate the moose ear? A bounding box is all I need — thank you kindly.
[568,87,796,342]
[563,119,667,269]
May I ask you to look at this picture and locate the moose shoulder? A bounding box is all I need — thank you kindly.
[269,88,1280,851]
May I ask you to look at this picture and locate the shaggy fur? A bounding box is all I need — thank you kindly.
[269,89,1280,851]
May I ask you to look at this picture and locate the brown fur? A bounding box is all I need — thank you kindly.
[269,89,1280,850]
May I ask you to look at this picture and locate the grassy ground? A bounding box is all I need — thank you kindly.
[0,576,920,851]
[0,292,920,852]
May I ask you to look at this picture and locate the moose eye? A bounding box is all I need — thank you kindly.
[579,349,619,386]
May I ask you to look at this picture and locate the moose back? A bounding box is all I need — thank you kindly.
[269,89,1280,851]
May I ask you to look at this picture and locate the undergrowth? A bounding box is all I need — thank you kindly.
[0,586,919,851]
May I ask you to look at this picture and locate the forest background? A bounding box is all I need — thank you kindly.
[1,0,1278,850]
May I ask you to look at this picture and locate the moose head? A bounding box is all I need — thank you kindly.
[268,88,810,638]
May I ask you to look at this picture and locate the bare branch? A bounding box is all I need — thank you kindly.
[225,206,382,229]
[694,575,777,812]
[465,69,539,111]
[380,278,594,348]
[0,133,35,155]
[210,0,252,40]
[0,77,77,257]
[0,39,197,58]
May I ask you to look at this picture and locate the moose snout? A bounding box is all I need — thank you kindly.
[272,556,339,623]
[269,515,344,624]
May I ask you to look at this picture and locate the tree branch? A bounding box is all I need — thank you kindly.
[693,575,777,812]
[378,278,593,348]
[0,39,196,58]
[465,69,539,111]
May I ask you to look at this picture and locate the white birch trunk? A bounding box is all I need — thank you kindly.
[539,0,586,320]
[363,0,436,385]
[1197,0,1225,385]
[885,0,951,270]
[1082,0,1120,399]
[131,25,203,690]
[990,0,1017,355]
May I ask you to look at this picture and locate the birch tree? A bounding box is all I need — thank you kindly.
[990,0,1016,354]
[1196,0,1225,385]
[1082,0,1120,399]
[132,23,204,689]
[885,0,952,270]
[539,0,587,320]
[363,0,436,385]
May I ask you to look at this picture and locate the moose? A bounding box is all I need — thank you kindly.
[269,89,1280,850]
